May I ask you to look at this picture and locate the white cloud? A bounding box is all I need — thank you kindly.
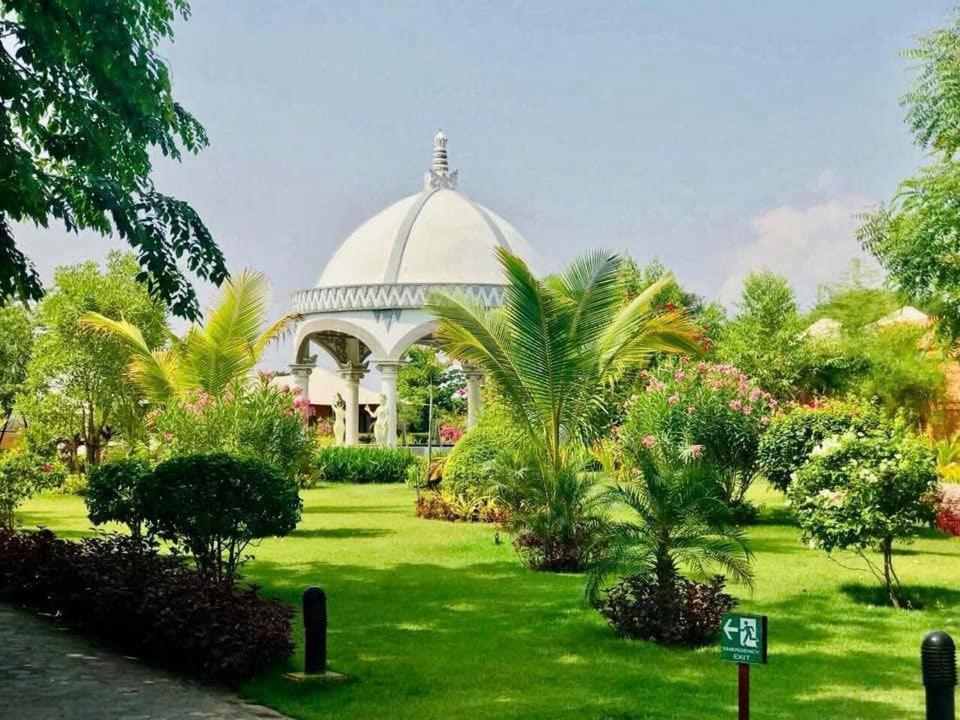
[719,191,878,307]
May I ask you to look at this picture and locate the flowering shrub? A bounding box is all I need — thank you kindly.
[789,427,938,608]
[622,359,776,509]
[148,373,313,482]
[0,450,66,530]
[758,400,884,492]
[0,529,293,682]
[598,575,737,647]
[936,487,960,537]
[439,424,465,445]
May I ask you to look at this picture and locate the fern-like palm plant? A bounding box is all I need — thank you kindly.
[585,441,754,603]
[81,270,296,402]
[427,248,703,469]
[489,443,608,571]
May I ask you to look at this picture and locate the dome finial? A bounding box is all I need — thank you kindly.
[425,129,458,190]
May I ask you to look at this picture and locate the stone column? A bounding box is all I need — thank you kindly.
[289,363,314,426]
[339,365,365,446]
[464,366,484,429]
[375,361,402,447]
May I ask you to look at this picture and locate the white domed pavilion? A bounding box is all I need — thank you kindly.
[288,132,531,445]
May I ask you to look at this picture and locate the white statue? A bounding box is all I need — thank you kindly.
[365,393,389,447]
[332,393,346,446]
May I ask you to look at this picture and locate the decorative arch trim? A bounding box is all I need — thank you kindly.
[293,317,388,364]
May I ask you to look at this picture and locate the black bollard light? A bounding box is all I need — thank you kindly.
[922,631,957,720]
[303,586,328,675]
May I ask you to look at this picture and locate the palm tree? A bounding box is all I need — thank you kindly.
[427,248,703,469]
[489,443,608,571]
[80,270,296,403]
[584,441,754,603]
[428,248,703,569]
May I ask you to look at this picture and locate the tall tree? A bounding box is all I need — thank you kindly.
[17,252,168,465]
[0,303,32,417]
[0,0,226,319]
[859,11,960,339]
[714,270,808,399]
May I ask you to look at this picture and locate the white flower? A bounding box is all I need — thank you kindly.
[815,436,843,456]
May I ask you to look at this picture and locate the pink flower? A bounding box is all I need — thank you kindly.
[642,435,657,448]
[749,388,761,403]
[163,432,174,442]
[674,370,686,381]
[729,400,742,411]
[281,384,291,394]
[761,416,771,426]
[742,405,753,415]
[667,395,679,405]
[686,444,704,459]
[293,385,304,396]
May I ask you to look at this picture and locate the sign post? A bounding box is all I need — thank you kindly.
[721,613,768,720]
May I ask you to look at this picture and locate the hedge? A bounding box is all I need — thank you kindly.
[314,446,417,484]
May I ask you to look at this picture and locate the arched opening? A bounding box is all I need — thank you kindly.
[290,319,390,445]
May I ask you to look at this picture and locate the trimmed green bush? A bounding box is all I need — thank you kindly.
[141,453,302,579]
[758,400,883,492]
[444,407,522,495]
[85,457,152,537]
[314,446,416,484]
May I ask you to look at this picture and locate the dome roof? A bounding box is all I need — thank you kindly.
[315,131,530,289]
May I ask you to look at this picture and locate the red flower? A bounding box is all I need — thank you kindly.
[41,463,53,473]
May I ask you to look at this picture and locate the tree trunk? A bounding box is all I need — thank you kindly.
[83,402,101,468]
[882,537,902,609]
[654,548,678,594]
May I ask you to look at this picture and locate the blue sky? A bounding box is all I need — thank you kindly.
[16,0,958,368]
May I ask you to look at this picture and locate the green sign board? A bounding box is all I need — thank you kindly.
[720,613,768,665]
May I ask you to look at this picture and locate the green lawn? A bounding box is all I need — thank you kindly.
[17,484,960,720]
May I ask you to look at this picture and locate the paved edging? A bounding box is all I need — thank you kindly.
[0,603,292,720]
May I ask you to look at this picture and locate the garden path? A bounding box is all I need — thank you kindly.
[0,604,290,720]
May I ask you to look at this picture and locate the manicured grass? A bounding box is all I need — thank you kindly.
[17,484,960,720]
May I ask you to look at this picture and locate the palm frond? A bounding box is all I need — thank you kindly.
[203,269,271,348]
[597,275,703,380]
[427,287,538,432]
[79,312,179,403]
[252,312,301,359]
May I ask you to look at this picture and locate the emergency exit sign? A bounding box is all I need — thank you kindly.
[721,613,768,665]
